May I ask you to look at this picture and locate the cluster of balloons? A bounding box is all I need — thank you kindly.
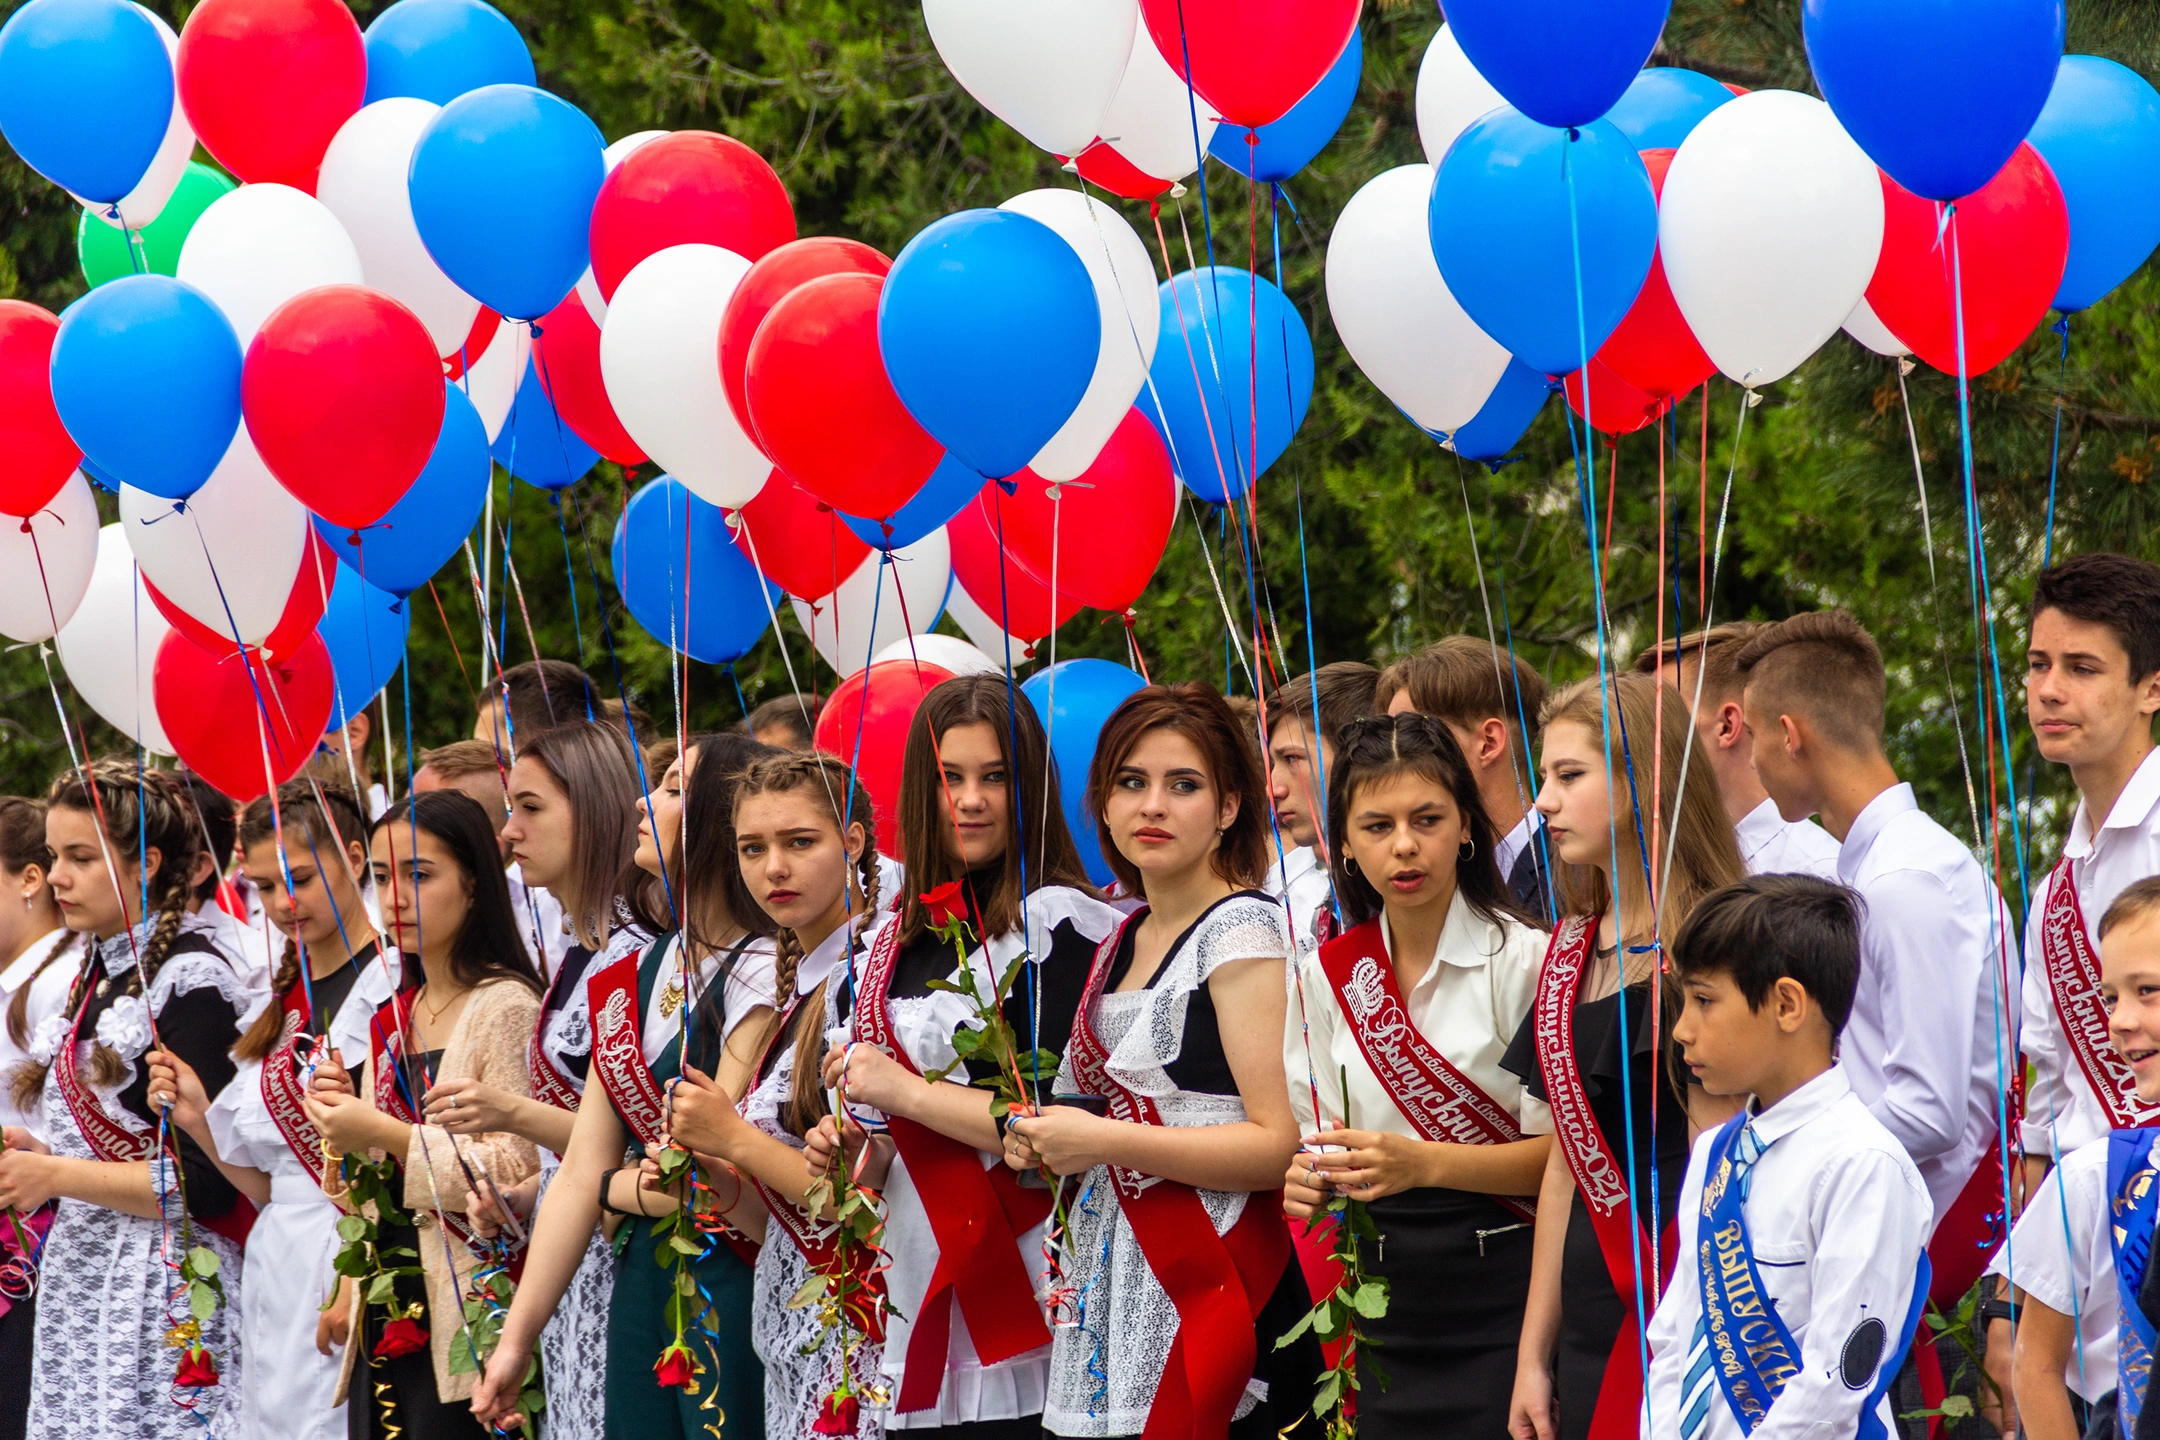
[1331,0,2158,458]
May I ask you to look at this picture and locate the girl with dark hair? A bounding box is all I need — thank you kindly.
[1004,682,1321,1440]
[305,790,543,1440]
[0,759,253,1440]
[469,734,783,1440]
[806,674,1123,1437]
[147,779,387,1440]
[1278,713,1553,1439]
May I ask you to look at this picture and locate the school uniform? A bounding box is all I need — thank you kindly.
[1985,1137,2116,1409]
[0,928,77,1440]
[2104,1127,2160,1439]
[1265,845,1335,959]
[505,863,572,978]
[1642,1065,1931,1440]
[2021,749,2160,1161]
[1733,799,1841,881]
[1287,896,1551,1439]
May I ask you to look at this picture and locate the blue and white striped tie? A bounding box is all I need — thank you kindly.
[1679,1122,1769,1439]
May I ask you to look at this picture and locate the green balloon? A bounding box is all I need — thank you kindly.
[77,162,237,289]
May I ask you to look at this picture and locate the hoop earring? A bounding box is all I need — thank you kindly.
[1460,836,1476,860]
[1344,856,1359,875]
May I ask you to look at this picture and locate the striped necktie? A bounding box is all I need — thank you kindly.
[1679,1122,1769,1439]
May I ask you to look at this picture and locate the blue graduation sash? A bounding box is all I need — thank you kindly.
[2112,1127,2160,1435]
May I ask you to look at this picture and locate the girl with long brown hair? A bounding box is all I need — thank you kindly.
[1499,673,1744,1440]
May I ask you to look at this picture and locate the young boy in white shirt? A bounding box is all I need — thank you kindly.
[2097,876,2160,1440]
[1644,874,1932,1440]
[1984,1135,2116,1440]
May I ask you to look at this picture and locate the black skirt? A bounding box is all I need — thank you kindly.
[1355,1188,1533,1440]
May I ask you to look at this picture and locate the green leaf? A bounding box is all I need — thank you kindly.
[1351,1280,1390,1319]
[669,1235,703,1257]
[1311,1369,1344,1418]
[447,1338,479,1375]
[335,1215,369,1244]
[1275,1307,1317,1349]
[365,1273,398,1305]
[922,977,965,995]
[189,1281,217,1322]
[187,1246,220,1278]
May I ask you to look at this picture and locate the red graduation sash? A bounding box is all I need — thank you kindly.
[1316,918,1535,1223]
[853,918,1053,1412]
[1066,910,1292,1440]
[1530,915,1669,1440]
[262,1009,330,1182]
[527,1022,584,1118]
[2039,856,2160,1131]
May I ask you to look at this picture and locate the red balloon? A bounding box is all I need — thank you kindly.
[145,531,335,661]
[1564,359,1672,437]
[743,272,942,520]
[994,410,1174,613]
[1866,144,2070,378]
[811,658,956,861]
[947,497,1082,643]
[719,237,890,441]
[244,285,446,531]
[444,307,501,377]
[1596,151,1714,402]
[176,0,366,188]
[155,629,336,802]
[1140,0,1362,129]
[1069,144,1173,201]
[532,295,645,465]
[0,301,79,517]
[588,132,798,301]
[730,471,871,601]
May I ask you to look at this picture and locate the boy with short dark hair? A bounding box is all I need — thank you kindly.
[1645,875,1932,1440]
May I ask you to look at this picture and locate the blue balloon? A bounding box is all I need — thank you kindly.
[1428,112,1657,380]
[1433,359,1551,465]
[1605,68,1734,150]
[1021,658,1148,887]
[1803,0,2063,202]
[363,0,534,106]
[50,275,241,500]
[841,453,983,552]
[611,477,777,664]
[318,384,489,595]
[409,84,605,322]
[0,0,172,205]
[1443,0,1670,129]
[1137,267,1314,504]
[879,209,1101,480]
[317,563,411,727]
[1208,28,1361,182]
[493,358,600,490]
[2027,55,2160,314]
[79,456,118,491]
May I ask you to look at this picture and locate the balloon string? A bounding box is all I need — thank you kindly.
[424,579,480,710]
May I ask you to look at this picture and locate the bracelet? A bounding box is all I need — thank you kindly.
[1977,1295,2020,1325]
[598,1166,624,1217]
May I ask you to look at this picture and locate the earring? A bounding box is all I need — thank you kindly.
[1344,856,1359,875]
[1460,836,1476,860]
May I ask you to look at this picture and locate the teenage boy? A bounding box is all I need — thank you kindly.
[1734,611,2011,1307]
[1647,874,1931,1440]
[2098,876,2160,1440]
[1375,636,1552,919]
[2020,554,2160,1195]
[1635,624,1840,878]
[1262,661,1378,953]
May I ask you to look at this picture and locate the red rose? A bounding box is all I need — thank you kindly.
[654,1344,697,1390]
[174,1345,220,1388]
[919,880,967,930]
[373,1316,430,1360]
[811,1391,861,1436]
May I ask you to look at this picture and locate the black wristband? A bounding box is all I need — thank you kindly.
[598,1166,623,1216]
[1977,1295,2020,1325]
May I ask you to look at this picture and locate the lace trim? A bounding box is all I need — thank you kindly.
[1099,895,1289,1099]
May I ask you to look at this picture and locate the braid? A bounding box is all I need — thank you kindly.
[234,935,302,1062]
[3,930,84,1112]
[770,926,805,1013]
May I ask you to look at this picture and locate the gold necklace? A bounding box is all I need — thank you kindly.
[415,982,465,1028]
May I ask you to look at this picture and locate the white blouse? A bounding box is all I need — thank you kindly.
[0,929,80,1137]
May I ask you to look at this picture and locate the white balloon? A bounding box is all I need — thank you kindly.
[1328,164,1509,433]
[1415,24,1506,169]
[925,0,1136,156]
[176,183,364,348]
[1659,91,1885,388]
[0,474,100,642]
[577,130,670,326]
[942,581,1031,667]
[317,99,482,358]
[461,319,530,444]
[72,8,195,231]
[56,525,174,754]
[1844,296,1911,358]
[790,530,954,680]
[120,428,307,647]
[601,245,768,509]
[869,632,1001,678]
[1000,189,1160,480]
[1085,26,1217,187]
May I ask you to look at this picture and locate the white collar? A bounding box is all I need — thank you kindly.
[796,918,858,997]
[1748,1063,1851,1145]
[1497,812,1541,873]
[1734,797,1785,856]
[1836,782,1915,881]
[1378,890,1501,978]
[0,928,69,993]
[2066,746,2160,860]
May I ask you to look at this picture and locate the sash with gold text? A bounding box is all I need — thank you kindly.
[2043,858,2160,1130]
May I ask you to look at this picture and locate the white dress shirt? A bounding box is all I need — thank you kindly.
[1266,844,1336,960]
[1734,798,1842,880]
[1642,1065,1931,1440]
[0,929,80,1138]
[1985,1137,2115,1403]
[1496,811,1542,880]
[1836,783,2015,1228]
[2020,746,2160,1157]
[1286,893,1553,1140]
[505,861,573,978]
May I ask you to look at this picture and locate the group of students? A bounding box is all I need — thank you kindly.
[4,552,2160,1440]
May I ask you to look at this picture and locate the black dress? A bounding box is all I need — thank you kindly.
[1500,978,1690,1440]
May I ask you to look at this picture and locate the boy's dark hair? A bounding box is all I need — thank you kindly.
[486,660,602,746]
[1670,873,1863,1038]
[181,772,238,904]
[2032,552,2160,684]
[743,692,822,750]
[1266,662,1380,756]
[2100,875,2160,942]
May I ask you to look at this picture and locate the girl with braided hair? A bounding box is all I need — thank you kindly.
[0,758,256,1440]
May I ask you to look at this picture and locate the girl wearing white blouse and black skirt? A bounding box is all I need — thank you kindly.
[1280,713,1553,1440]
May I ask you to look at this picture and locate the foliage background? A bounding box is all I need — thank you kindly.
[6,0,2159,916]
